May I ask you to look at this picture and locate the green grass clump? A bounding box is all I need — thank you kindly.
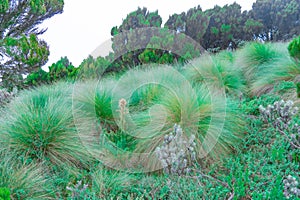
[118,67,245,165]
[90,165,135,199]
[72,79,118,132]
[0,154,52,199]
[235,42,299,96]
[250,56,300,96]
[184,54,245,95]
[0,82,90,168]
[236,42,283,88]
[0,187,10,200]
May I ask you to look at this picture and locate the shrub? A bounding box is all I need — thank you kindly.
[25,68,49,87]
[259,100,300,149]
[155,124,197,175]
[283,175,300,199]
[77,55,110,80]
[48,57,78,82]
[288,36,300,61]
[25,57,78,88]
[66,180,89,200]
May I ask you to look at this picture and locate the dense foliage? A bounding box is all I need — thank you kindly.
[0,0,64,89]
[25,56,77,86]
[102,0,300,73]
[288,36,300,61]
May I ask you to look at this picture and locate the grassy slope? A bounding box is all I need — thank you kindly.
[0,42,299,199]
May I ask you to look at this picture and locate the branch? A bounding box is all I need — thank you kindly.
[277,129,300,149]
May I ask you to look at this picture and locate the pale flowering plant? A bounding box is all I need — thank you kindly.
[155,124,197,175]
[283,175,300,199]
[66,180,89,200]
[259,100,300,149]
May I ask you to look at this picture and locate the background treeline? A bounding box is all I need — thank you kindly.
[1,0,300,90]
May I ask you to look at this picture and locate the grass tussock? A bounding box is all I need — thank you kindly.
[0,154,52,199]
[235,42,300,96]
[0,82,90,168]
[184,54,245,95]
[117,67,245,163]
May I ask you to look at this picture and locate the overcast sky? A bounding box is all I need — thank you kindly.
[39,0,255,69]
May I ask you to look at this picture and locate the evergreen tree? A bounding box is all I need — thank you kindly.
[250,0,300,41]
[0,0,64,88]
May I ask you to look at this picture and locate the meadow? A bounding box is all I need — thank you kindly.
[0,41,300,199]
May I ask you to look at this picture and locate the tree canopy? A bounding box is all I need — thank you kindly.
[250,0,300,41]
[0,0,64,88]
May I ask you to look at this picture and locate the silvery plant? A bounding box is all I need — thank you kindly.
[0,87,17,107]
[66,180,89,199]
[155,124,197,175]
[259,100,300,149]
[283,175,300,199]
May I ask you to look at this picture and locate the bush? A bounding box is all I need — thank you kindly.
[288,36,300,61]
[77,56,111,80]
[155,124,197,175]
[25,57,78,88]
[25,68,49,87]
[259,100,300,149]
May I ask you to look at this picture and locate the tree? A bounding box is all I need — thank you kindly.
[78,55,111,80]
[185,6,209,44]
[242,17,264,41]
[250,0,300,41]
[0,0,64,88]
[110,7,162,68]
[201,3,245,51]
[164,6,209,46]
[48,56,77,82]
[164,12,186,33]
[25,56,77,87]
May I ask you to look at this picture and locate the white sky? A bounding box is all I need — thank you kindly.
[39,0,255,69]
